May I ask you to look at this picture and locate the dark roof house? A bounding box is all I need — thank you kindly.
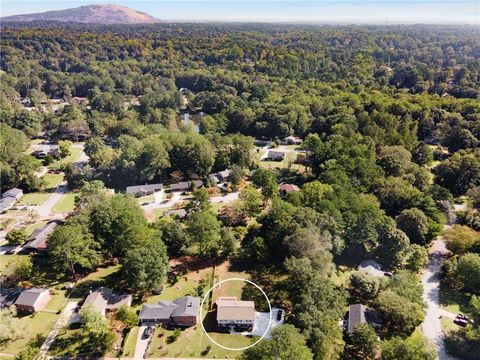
[23,220,61,252]
[170,181,203,192]
[139,296,200,327]
[126,183,163,197]
[14,288,51,313]
[2,188,23,200]
[266,150,285,161]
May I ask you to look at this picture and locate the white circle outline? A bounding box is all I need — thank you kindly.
[199,277,272,351]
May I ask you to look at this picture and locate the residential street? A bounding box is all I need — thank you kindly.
[421,235,457,360]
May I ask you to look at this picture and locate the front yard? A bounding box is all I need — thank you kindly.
[0,311,58,355]
[53,193,77,213]
[148,322,252,358]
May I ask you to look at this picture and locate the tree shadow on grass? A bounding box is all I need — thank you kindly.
[439,282,473,314]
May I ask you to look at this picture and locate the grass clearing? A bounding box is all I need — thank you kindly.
[0,254,25,275]
[53,193,77,213]
[439,283,473,314]
[18,192,50,206]
[0,312,58,355]
[441,317,458,332]
[121,326,138,358]
[136,194,155,204]
[149,321,251,358]
[25,221,48,236]
[42,173,64,190]
[49,147,82,169]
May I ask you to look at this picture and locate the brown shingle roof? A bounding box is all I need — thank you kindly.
[216,297,255,321]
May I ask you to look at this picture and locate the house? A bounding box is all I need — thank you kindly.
[23,220,61,253]
[170,180,203,192]
[284,136,302,145]
[126,183,163,198]
[14,288,51,313]
[347,304,366,333]
[279,183,300,196]
[358,260,385,278]
[347,303,382,333]
[0,288,22,309]
[2,188,23,201]
[164,208,187,219]
[139,296,200,327]
[0,197,17,213]
[209,169,231,185]
[81,287,132,317]
[0,188,23,212]
[265,150,285,161]
[216,296,255,330]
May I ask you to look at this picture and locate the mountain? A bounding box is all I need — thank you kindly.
[1,4,160,24]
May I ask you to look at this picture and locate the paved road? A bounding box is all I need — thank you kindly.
[39,301,79,357]
[134,325,149,359]
[421,236,457,360]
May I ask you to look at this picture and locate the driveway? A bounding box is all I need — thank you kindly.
[134,325,149,359]
[34,181,69,219]
[39,301,78,357]
[231,308,284,338]
[210,191,239,204]
[421,235,457,360]
[142,192,182,211]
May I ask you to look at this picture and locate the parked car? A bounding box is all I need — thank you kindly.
[454,317,469,327]
[277,309,283,321]
[384,272,394,277]
[143,326,154,339]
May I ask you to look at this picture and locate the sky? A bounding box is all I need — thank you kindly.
[1,1,479,24]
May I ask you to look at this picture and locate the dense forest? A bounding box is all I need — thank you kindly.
[1,22,480,360]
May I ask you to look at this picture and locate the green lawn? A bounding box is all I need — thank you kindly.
[53,193,77,213]
[149,321,252,358]
[136,194,155,204]
[18,192,50,206]
[122,326,139,358]
[258,150,297,170]
[49,147,82,169]
[440,283,473,314]
[45,288,69,312]
[441,317,458,332]
[42,173,64,189]
[0,312,58,355]
[0,254,25,275]
[25,221,48,236]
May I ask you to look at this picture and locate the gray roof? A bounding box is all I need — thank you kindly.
[126,183,163,194]
[0,197,16,211]
[348,304,366,333]
[83,287,132,314]
[267,150,285,158]
[164,208,187,218]
[172,296,200,318]
[14,288,49,307]
[139,296,200,321]
[359,260,384,277]
[0,288,22,308]
[218,170,231,180]
[170,181,203,191]
[2,188,23,198]
[24,220,61,251]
